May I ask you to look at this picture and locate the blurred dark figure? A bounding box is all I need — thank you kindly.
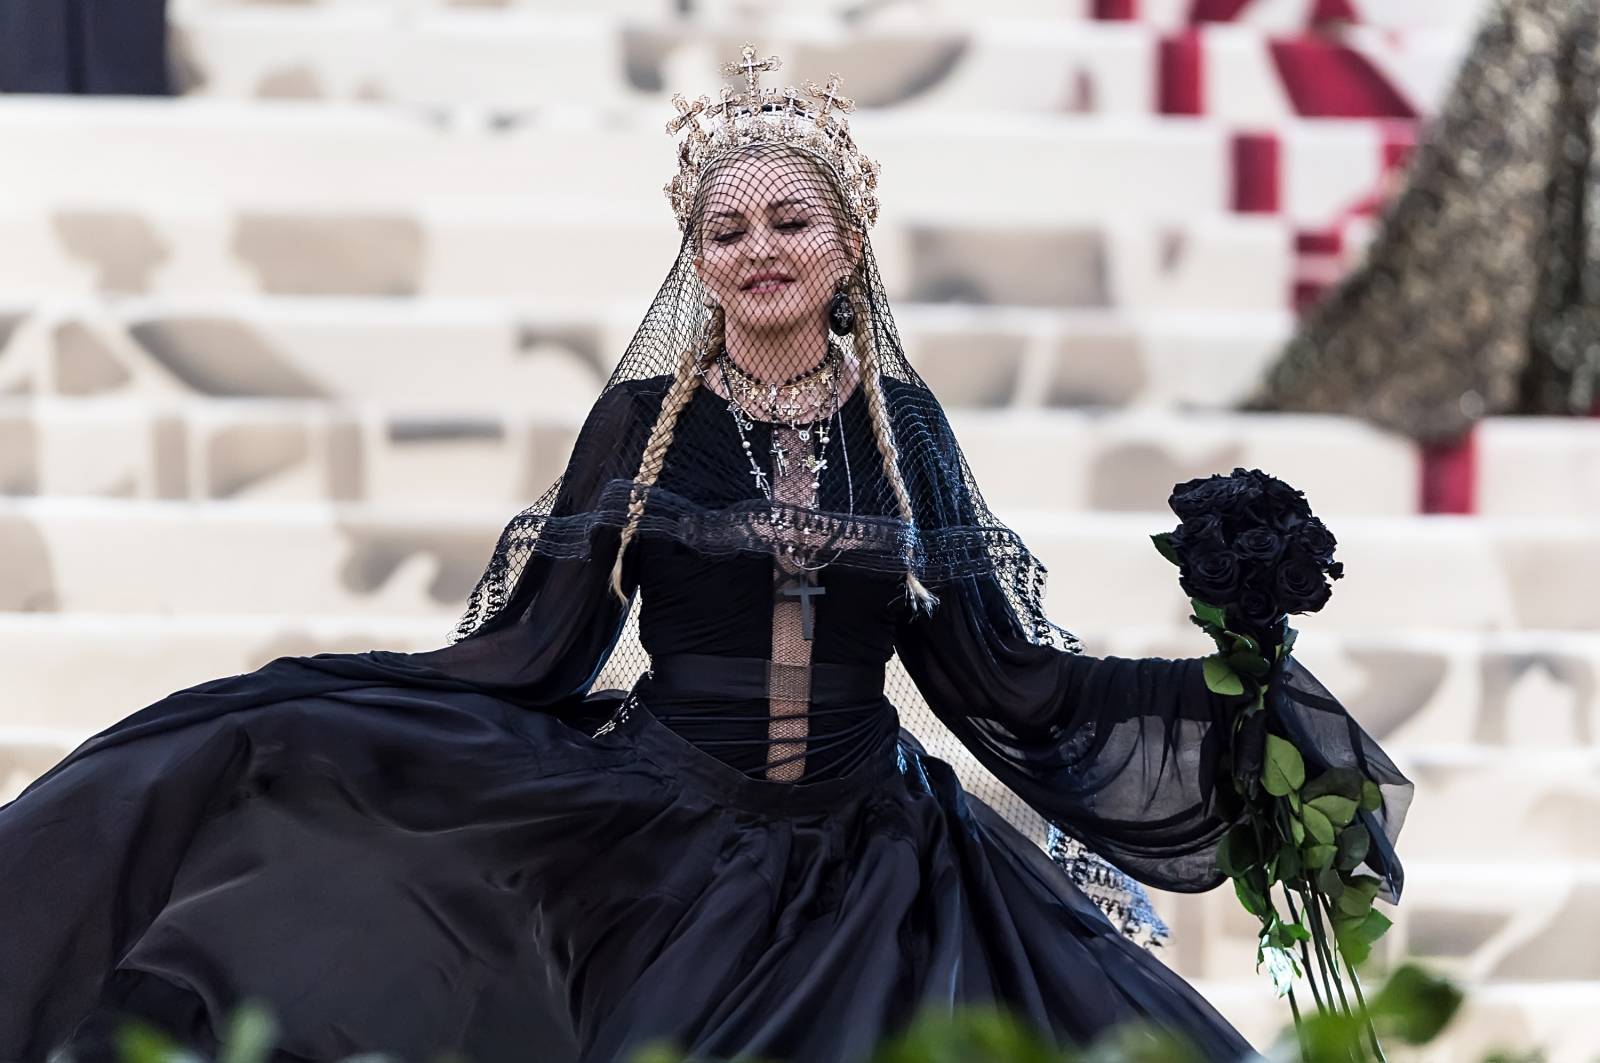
[1246,0,1600,442]
[0,0,171,95]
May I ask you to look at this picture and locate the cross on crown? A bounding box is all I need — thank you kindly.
[722,45,782,101]
[662,45,882,233]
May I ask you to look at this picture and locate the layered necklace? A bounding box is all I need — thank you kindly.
[713,344,854,571]
[716,344,843,507]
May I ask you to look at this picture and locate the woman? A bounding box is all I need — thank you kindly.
[0,50,1408,1062]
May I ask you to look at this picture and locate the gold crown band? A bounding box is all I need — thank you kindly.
[664,45,881,233]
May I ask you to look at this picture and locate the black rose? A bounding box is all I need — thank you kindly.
[1237,576,1282,629]
[1172,513,1226,556]
[1240,468,1312,519]
[1296,517,1338,565]
[1276,550,1333,613]
[1272,508,1309,534]
[1180,546,1241,605]
[1171,473,1254,521]
[1235,526,1284,564]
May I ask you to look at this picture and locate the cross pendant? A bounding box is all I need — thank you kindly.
[780,570,827,641]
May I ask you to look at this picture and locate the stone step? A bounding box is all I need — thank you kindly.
[0,97,1420,225]
[1,500,1592,630]
[0,297,1293,411]
[164,9,1468,123]
[0,202,1293,311]
[166,0,1485,33]
[3,613,1593,755]
[1159,862,1600,989]
[0,399,1425,515]
[1192,978,1600,1063]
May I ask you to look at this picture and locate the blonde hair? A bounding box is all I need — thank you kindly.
[609,146,937,612]
[607,305,717,603]
[846,268,938,613]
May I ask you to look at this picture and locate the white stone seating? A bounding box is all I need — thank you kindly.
[165,0,1484,33]
[164,9,1469,122]
[0,297,1295,411]
[0,203,1294,312]
[0,399,1419,515]
[0,98,1428,226]
[3,498,1596,631]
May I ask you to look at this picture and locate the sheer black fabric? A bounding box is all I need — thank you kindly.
[0,375,1414,1061]
[0,58,1412,1060]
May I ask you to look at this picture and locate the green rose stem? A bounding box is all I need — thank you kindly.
[1268,894,1313,1061]
[1151,530,1392,1059]
[1316,886,1387,1062]
[1280,890,1327,1013]
[1307,892,1353,1020]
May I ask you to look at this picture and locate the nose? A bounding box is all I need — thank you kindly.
[745,224,775,261]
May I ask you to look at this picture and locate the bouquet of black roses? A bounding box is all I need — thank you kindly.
[1154,469,1392,1060]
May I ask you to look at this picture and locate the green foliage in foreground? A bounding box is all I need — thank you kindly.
[105,962,1497,1063]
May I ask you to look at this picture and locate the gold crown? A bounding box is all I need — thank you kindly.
[663,45,882,233]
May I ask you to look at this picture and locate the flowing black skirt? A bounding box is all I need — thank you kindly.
[0,653,1254,1062]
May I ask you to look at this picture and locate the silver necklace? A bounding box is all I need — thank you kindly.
[713,347,854,572]
[717,349,839,507]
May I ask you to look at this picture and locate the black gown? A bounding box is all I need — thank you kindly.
[0,382,1401,1062]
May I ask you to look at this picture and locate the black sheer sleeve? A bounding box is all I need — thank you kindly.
[893,572,1241,893]
[893,570,1412,900]
[379,382,656,707]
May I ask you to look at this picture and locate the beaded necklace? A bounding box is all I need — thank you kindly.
[712,344,854,571]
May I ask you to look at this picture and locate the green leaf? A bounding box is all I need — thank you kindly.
[1335,825,1371,871]
[1334,908,1393,968]
[1262,735,1306,796]
[1337,874,1382,919]
[1299,803,1335,845]
[1192,600,1227,629]
[1202,656,1245,696]
[1217,825,1260,877]
[116,1025,197,1063]
[874,1007,1067,1063]
[1289,817,1306,846]
[1234,875,1269,919]
[1274,845,1302,885]
[1306,794,1359,829]
[1151,532,1180,566]
[1316,866,1345,899]
[219,1003,278,1063]
[1302,767,1365,803]
[1370,963,1465,1045]
[1361,779,1383,813]
[1226,650,1272,678]
[1287,789,1301,813]
[1303,844,1337,871]
[1337,887,1374,920]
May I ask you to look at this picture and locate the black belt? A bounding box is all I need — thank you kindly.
[645,653,886,705]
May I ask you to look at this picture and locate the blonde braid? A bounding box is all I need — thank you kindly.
[848,280,938,613]
[607,306,718,603]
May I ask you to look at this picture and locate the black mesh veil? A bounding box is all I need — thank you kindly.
[438,55,1174,944]
[450,161,1070,652]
